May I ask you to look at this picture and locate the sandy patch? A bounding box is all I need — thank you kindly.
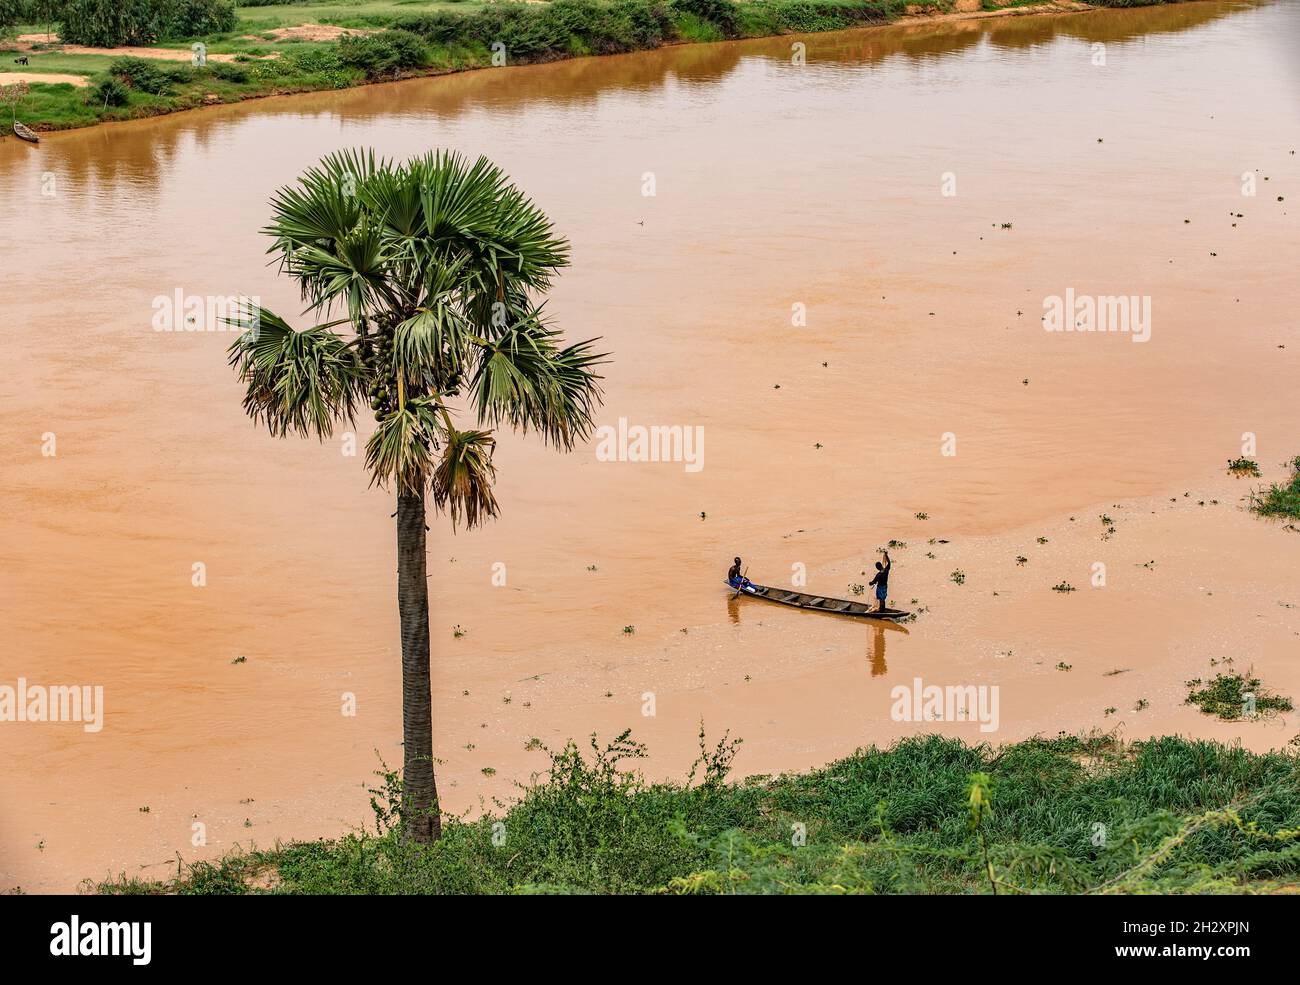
[245,24,374,43]
[15,36,262,63]
[903,1,1091,20]
[0,72,89,87]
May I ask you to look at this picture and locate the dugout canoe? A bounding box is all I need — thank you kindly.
[727,581,910,620]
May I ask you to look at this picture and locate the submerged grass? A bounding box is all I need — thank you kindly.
[91,728,1300,895]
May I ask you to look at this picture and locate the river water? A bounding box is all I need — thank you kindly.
[2,1,1298,891]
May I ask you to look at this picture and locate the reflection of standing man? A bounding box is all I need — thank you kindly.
[869,550,892,612]
[870,623,887,677]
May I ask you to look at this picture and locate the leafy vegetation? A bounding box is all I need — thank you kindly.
[0,0,22,31]
[56,0,236,46]
[1186,672,1293,721]
[336,27,428,78]
[160,0,238,40]
[92,730,1300,895]
[1250,455,1300,521]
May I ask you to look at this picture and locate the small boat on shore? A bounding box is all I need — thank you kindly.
[727,581,911,621]
[13,121,39,144]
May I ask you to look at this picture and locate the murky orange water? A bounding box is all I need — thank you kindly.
[2,0,1298,892]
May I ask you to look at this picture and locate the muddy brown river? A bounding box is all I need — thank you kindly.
[2,1,1298,892]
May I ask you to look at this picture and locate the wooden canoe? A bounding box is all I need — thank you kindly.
[728,581,910,620]
[13,121,39,144]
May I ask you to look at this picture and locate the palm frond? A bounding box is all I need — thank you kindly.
[226,305,363,439]
[363,398,441,495]
[430,425,499,531]
[393,289,472,385]
[468,308,606,449]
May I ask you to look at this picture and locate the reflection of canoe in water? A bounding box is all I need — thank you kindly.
[13,122,39,144]
[727,581,910,621]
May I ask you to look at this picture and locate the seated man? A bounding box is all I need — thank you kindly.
[727,556,751,590]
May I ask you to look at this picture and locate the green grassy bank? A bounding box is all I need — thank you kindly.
[1,0,1185,136]
[91,730,1300,895]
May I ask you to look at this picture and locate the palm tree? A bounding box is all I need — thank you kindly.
[227,150,605,843]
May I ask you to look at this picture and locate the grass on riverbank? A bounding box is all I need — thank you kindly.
[92,729,1300,895]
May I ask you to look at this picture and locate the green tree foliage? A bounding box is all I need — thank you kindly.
[60,0,235,46]
[60,0,163,46]
[0,0,24,31]
[160,0,237,40]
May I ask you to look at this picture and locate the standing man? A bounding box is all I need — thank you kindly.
[868,550,892,612]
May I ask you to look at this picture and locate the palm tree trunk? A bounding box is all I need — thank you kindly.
[396,489,440,843]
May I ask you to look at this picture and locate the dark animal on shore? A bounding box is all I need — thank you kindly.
[14,57,30,66]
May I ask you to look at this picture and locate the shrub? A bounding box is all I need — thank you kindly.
[336,29,429,79]
[671,0,741,38]
[394,0,676,62]
[91,76,130,107]
[390,11,466,46]
[109,55,174,94]
[209,60,248,84]
[285,46,345,75]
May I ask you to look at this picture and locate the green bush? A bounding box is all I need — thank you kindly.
[394,0,676,62]
[738,0,897,35]
[90,76,130,107]
[284,46,345,75]
[109,55,176,94]
[209,60,248,84]
[336,28,429,79]
[671,0,740,37]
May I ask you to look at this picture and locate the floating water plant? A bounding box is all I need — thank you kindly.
[1185,672,1293,720]
[1250,456,1300,520]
